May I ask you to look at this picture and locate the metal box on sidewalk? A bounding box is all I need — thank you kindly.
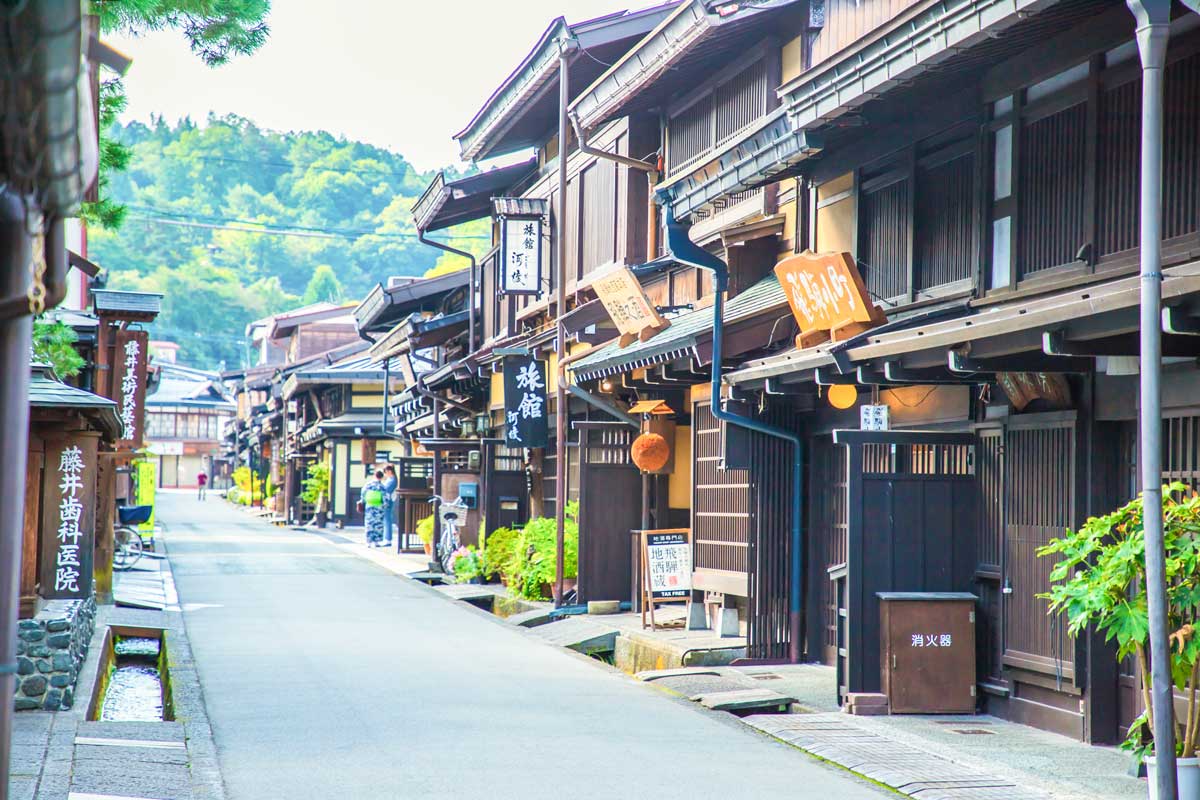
[878,592,977,714]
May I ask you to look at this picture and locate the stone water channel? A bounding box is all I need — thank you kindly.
[94,632,173,722]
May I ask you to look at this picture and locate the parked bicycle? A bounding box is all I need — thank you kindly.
[426,494,469,574]
[113,505,152,571]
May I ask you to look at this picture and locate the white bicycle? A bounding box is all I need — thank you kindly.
[426,495,469,573]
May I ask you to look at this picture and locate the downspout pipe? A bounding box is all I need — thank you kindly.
[1128,2,1176,794]
[566,384,639,428]
[419,230,477,354]
[662,213,805,664]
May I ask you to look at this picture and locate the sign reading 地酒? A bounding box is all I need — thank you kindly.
[774,251,886,349]
[503,355,548,448]
[592,265,670,348]
[639,528,692,630]
[501,216,542,296]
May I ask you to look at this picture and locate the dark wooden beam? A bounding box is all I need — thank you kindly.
[1162,305,1200,336]
[881,361,982,385]
[1044,329,1200,358]
[948,350,1092,374]
[815,366,858,385]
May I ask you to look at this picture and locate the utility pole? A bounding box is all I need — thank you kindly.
[1127,2,1175,797]
[553,35,573,607]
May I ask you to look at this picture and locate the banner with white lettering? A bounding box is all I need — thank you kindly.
[111,328,149,449]
[502,355,548,448]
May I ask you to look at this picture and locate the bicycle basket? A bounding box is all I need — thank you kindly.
[117,505,152,526]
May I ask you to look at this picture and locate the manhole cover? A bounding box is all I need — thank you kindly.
[951,729,996,735]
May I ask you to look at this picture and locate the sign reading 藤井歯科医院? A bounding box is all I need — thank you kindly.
[774,250,886,349]
[40,436,98,600]
[501,216,542,296]
[503,355,547,448]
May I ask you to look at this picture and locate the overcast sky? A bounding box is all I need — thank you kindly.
[107,0,641,172]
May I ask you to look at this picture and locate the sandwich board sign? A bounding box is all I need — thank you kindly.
[640,528,691,630]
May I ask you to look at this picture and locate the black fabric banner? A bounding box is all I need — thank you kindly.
[502,355,548,448]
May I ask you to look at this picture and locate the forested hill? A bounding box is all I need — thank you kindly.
[89,115,490,370]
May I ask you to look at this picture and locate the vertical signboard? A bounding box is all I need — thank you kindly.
[502,355,548,448]
[40,434,99,600]
[110,328,149,449]
[500,216,542,296]
[592,264,670,347]
[639,528,692,631]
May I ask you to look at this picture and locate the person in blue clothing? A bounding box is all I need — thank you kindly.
[360,470,387,547]
[381,464,398,548]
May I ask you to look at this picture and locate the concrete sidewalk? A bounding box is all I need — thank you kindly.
[10,519,224,800]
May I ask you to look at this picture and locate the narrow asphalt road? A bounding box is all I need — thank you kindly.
[160,490,886,800]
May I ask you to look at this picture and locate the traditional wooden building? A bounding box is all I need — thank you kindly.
[144,362,235,489]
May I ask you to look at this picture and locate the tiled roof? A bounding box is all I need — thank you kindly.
[570,272,786,380]
[91,289,162,316]
[28,364,121,436]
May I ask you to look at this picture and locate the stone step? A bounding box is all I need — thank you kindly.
[527,617,619,656]
[693,688,796,714]
[505,608,555,628]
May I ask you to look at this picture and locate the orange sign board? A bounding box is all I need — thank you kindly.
[592,265,670,348]
[774,250,886,348]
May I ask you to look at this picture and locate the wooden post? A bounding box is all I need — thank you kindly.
[93,452,117,604]
[20,444,43,618]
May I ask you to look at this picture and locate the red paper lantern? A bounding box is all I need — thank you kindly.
[630,432,670,473]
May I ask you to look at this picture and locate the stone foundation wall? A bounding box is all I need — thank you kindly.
[13,597,96,711]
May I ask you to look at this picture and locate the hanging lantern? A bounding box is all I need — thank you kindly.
[827,384,858,410]
[631,432,671,473]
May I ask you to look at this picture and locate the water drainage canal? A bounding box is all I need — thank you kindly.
[91,627,174,722]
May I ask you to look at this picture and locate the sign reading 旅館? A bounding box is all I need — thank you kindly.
[501,216,542,296]
[774,250,886,349]
[502,354,548,448]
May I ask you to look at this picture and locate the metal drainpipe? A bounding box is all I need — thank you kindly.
[568,113,660,264]
[1129,1,1176,794]
[662,214,805,663]
[553,37,575,608]
[419,230,477,354]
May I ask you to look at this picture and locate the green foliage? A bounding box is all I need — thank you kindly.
[416,513,435,546]
[88,116,486,369]
[507,502,580,601]
[483,526,519,582]
[1039,484,1200,757]
[300,264,342,305]
[300,462,330,506]
[32,319,85,378]
[94,0,271,67]
[450,545,486,584]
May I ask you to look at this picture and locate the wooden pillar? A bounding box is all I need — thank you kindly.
[20,440,43,618]
[528,447,545,519]
[93,452,117,605]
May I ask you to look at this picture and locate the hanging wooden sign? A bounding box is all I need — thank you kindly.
[640,528,691,630]
[502,355,548,448]
[500,216,542,296]
[774,250,886,349]
[110,328,149,449]
[592,264,670,348]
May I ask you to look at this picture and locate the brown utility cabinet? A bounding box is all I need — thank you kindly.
[878,592,978,714]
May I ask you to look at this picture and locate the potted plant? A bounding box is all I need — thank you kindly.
[415,513,435,557]
[449,545,486,584]
[1039,483,1200,798]
[300,463,331,528]
[483,526,518,586]
[510,502,580,601]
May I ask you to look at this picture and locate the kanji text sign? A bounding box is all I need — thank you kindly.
[774,251,885,343]
[592,265,669,345]
[501,217,542,296]
[40,435,97,600]
[644,530,691,599]
[860,404,889,431]
[503,355,548,448]
[111,328,149,449]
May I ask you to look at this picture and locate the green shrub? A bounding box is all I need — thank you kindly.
[509,502,580,601]
[300,462,330,507]
[483,526,519,582]
[226,486,242,505]
[450,545,486,583]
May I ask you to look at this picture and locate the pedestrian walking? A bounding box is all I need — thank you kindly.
[359,470,387,547]
[197,471,208,501]
[381,464,397,548]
